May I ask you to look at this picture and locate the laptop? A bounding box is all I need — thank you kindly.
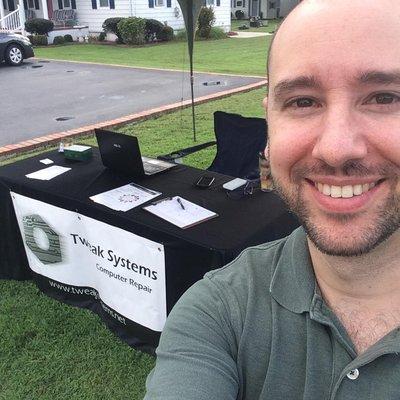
[95,129,175,178]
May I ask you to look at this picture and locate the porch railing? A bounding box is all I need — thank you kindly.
[0,5,26,33]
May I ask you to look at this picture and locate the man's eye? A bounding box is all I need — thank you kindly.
[287,98,315,108]
[368,93,400,105]
[296,98,314,107]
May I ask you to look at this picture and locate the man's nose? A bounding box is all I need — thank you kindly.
[311,106,368,168]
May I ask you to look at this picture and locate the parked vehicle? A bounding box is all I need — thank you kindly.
[0,32,34,66]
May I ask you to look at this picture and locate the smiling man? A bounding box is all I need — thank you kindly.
[144,1,400,398]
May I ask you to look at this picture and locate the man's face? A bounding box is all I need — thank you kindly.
[266,1,400,256]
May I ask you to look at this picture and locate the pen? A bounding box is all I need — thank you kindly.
[176,197,185,210]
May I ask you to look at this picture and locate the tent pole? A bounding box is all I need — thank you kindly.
[190,69,196,142]
[188,0,196,142]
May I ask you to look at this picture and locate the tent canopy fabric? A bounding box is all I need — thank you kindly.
[177,0,203,60]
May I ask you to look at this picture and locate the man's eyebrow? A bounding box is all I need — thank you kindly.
[359,70,400,85]
[273,76,321,99]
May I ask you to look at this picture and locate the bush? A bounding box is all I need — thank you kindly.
[63,34,73,42]
[197,6,215,38]
[144,18,164,42]
[25,18,54,35]
[102,17,125,43]
[28,34,48,46]
[98,31,106,41]
[174,29,187,41]
[52,35,65,45]
[158,25,174,42]
[208,27,227,39]
[117,17,146,45]
[235,9,245,19]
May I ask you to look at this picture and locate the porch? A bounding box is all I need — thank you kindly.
[0,0,77,33]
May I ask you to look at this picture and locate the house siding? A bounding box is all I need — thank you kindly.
[234,0,300,20]
[63,0,230,34]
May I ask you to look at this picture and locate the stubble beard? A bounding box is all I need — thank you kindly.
[272,166,400,257]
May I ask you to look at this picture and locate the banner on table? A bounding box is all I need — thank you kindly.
[11,191,166,332]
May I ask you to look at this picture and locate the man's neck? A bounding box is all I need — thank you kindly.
[309,230,400,297]
[308,231,400,354]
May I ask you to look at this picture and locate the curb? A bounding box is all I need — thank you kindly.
[0,79,267,158]
[35,58,266,79]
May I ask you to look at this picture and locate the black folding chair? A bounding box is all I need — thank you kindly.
[158,111,267,179]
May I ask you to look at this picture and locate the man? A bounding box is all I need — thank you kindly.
[145,0,400,398]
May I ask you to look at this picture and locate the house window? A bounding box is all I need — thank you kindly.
[236,0,242,6]
[99,0,109,7]
[155,0,164,6]
[63,0,71,8]
[27,0,35,9]
[206,0,214,5]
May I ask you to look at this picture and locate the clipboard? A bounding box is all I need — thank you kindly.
[143,196,218,229]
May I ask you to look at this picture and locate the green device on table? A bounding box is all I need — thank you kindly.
[64,145,93,161]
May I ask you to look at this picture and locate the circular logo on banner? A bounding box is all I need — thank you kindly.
[23,214,63,264]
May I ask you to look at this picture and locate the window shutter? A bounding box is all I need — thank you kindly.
[91,0,97,9]
[34,0,39,9]
[23,0,27,9]
[166,0,171,7]
[216,0,220,5]
[148,0,154,7]
[58,0,63,8]
[8,0,15,11]
[71,0,76,9]
[110,0,115,8]
[3,0,6,9]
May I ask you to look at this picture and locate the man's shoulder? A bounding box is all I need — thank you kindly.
[206,230,299,285]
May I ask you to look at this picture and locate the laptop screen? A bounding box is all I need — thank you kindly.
[95,129,146,178]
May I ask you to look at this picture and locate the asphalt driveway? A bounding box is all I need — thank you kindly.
[1,59,265,147]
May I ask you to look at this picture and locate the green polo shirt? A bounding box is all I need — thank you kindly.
[145,227,400,399]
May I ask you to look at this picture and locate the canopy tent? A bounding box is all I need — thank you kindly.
[177,0,204,141]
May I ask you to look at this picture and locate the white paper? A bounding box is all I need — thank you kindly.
[40,158,54,165]
[90,182,161,212]
[143,196,218,229]
[26,166,71,180]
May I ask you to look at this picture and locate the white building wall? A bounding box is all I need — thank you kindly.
[231,0,249,19]
[66,0,230,34]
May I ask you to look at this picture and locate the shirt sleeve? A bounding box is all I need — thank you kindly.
[144,275,240,400]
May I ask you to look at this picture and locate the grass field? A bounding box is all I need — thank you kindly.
[34,34,271,76]
[0,88,267,400]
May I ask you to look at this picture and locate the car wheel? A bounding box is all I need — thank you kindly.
[5,44,24,66]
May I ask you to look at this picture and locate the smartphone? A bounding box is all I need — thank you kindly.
[222,178,247,191]
[195,175,215,188]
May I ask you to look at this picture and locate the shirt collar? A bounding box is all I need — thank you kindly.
[269,227,316,313]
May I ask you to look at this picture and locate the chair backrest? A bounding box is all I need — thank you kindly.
[52,9,76,21]
[207,111,267,179]
[25,9,36,20]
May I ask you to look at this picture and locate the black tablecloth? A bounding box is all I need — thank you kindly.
[0,149,299,350]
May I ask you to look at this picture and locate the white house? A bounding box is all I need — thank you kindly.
[232,0,300,20]
[0,0,231,37]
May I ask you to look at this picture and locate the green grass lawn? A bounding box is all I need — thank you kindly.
[0,88,266,400]
[34,34,271,76]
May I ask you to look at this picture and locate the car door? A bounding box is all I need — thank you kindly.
[0,34,7,62]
